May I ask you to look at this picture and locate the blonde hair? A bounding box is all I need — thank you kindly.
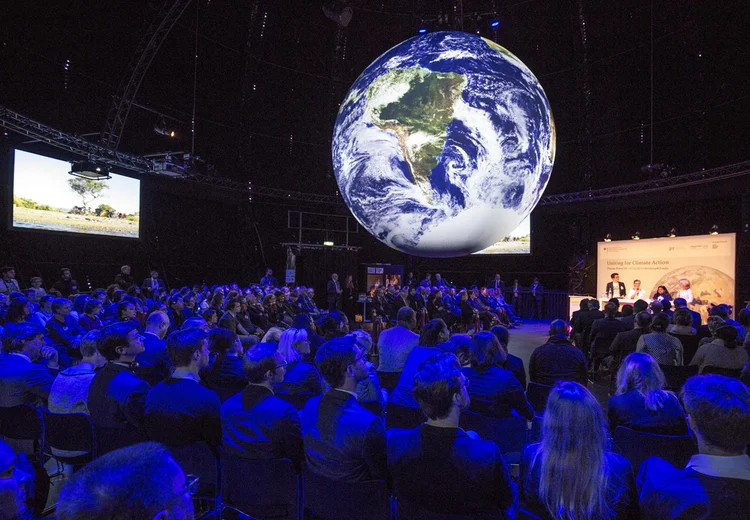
[278,327,308,364]
[615,353,671,412]
[532,381,612,520]
[679,278,691,289]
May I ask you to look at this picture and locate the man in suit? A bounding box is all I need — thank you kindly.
[387,352,515,516]
[638,375,750,519]
[673,298,701,330]
[491,273,506,292]
[578,299,605,354]
[141,270,165,298]
[606,272,626,298]
[221,342,303,464]
[144,327,221,452]
[136,311,171,379]
[301,337,387,482]
[569,298,589,348]
[88,322,150,454]
[166,295,185,330]
[114,265,134,289]
[434,273,447,288]
[377,306,419,392]
[619,299,648,330]
[0,324,59,407]
[609,311,652,389]
[219,297,253,336]
[259,268,278,288]
[529,277,544,319]
[529,320,588,386]
[589,303,628,372]
[326,273,342,312]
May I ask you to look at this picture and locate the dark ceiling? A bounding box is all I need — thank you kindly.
[2,0,749,197]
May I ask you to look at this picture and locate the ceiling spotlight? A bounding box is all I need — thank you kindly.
[154,116,176,138]
[709,225,719,235]
[631,232,641,240]
[667,228,677,238]
[490,18,500,28]
[418,23,428,34]
[604,234,612,242]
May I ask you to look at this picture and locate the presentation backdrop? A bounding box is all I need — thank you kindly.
[597,234,736,322]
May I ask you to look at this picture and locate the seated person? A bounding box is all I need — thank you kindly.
[387,352,515,517]
[274,327,324,396]
[78,298,103,331]
[87,322,150,454]
[690,324,748,373]
[521,381,637,519]
[349,330,385,405]
[461,331,534,419]
[529,320,588,386]
[608,353,687,435]
[301,337,387,482]
[202,328,246,399]
[45,297,83,367]
[30,294,54,329]
[57,442,195,520]
[638,375,750,519]
[136,311,171,379]
[221,342,303,464]
[636,313,684,366]
[144,327,221,451]
[0,439,35,520]
[490,325,526,389]
[49,330,106,415]
[0,323,59,407]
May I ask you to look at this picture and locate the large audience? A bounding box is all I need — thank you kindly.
[0,263,749,519]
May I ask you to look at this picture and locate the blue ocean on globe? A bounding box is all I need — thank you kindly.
[332,31,556,257]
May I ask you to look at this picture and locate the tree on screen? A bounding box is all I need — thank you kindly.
[68,179,108,213]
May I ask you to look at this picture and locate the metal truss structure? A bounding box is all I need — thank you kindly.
[3,104,750,207]
[100,0,193,150]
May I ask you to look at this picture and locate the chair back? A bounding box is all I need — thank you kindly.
[659,364,699,391]
[702,366,742,378]
[526,383,553,413]
[386,401,424,430]
[302,465,389,520]
[376,371,401,394]
[360,400,383,418]
[133,365,166,387]
[0,404,42,442]
[39,407,96,461]
[394,498,503,520]
[222,455,300,520]
[613,426,696,473]
[528,415,543,445]
[458,412,527,462]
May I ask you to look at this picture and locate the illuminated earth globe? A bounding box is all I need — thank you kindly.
[332,31,555,257]
[651,265,736,324]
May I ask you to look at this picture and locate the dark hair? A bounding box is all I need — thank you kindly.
[413,353,463,420]
[39,294,55,307]
[5,296,30,323]
[208,327,238,355]
[662,299,672,312]
[225,297,242,311]
[650,301,663,314]
[52,297,72,313]
[588,299,600,310]
[315,337,357,389]
[635,311,653,329]
[167,327,209,368]
[673,297,687,308]
[738,309,750,327]
[681,375,750,453]
[633,299,648,313]
[604,303,618,317]
[419,319,448,347]
[202,309,218,322]
[0,266,14,275]
[621,304,634,317]
[672,308,693,327]
[709,304,731,319]
[72,294,89,315]
[608,298,619,308]
[579,299,589,311]
[397,306,416,323]
[99,322,139,360]
[84,298,102,315]
[714,324,738,345]
[610,273,618,279]
[242,342,279,384]
[117,301,135,320]
[57,442,183,520]
[650,313,670,332]
[168,294,183,307]
[470,331,507,371]
[2,323,44,353]
[490,325,510,348]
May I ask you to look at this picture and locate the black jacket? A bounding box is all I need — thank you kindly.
[590,316,628,359]
[607,390,687,435]
[529,336,588,386]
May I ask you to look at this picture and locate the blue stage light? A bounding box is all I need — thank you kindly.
[418,26,428,34]
[490,19,500,28]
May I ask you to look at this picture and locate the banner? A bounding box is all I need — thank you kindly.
[597,234,736,322]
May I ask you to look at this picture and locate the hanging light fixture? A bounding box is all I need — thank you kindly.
[709,225,719,235]
[631,232,641,240]
[604,234,612,242]
[667,228,677,238]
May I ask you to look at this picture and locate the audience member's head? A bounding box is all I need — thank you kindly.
[243,342,285,385]
[578,298,589,311]
[706,315,725,337]
[681,375,750,456]
[709,304,730,319]
[84,298,102,317]
[490,325,510,349]
[672,308,693,328]
[469,331,506,371]
[413,353,468,421]
[634,311,653,330]
[588,299,600,311]
[349,329,373,357]
[167,327,210,370]
[201,309,218,326]
[52,298,72,316]
[441,334,472,365]
[145,311,170,339]
[397,306,417,330]
[615,353,670,411]
[738,309,750,329]
[57,442,195,520]
[98,322,143,361]
[209,327,240,356]
[536,381,610,520]
[315,337,367,390]
[419,319,449,347]
[714,324,738,346]
[2,323,44,357]
[548,319,567,337]
[79,330,106,368]
[633,299,649,313]
[117,300,136,321]
[621,304,634,317]
[4,297,30,324]
[650,301,663,314]
[182,317,209,332]
[278,327,309,364]
[261,327,284,344]
[673,297,688,309]
[0,439,32,520]
[650,312,669,332]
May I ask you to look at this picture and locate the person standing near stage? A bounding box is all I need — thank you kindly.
[606,273,627,298]
[530,278,544,319]
[327,273,342,312]
[628,279,647,300]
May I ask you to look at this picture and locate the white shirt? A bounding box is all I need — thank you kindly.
[686,454,750,480]
[629,288,647,300]
[677,289,694,304]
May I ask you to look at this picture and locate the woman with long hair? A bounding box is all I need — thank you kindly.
[608,353,687,435]
[652,285,671,302]
[521,381,637,520]
[274,327,323,396]
[461,331,533,419]
[4,296,31,327]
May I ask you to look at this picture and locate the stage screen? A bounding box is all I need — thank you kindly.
[472,215,531,255]
[11,149,141,239]
[597,234,736,323]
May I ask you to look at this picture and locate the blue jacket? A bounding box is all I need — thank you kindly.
[0,353,57,407]
[389,346,443,408]
[387,424,515,515]
[607,390,687,435]
[462,365,534,420]
[135,332,170,372]
[274,361,324,396]
[301,389,386,482]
